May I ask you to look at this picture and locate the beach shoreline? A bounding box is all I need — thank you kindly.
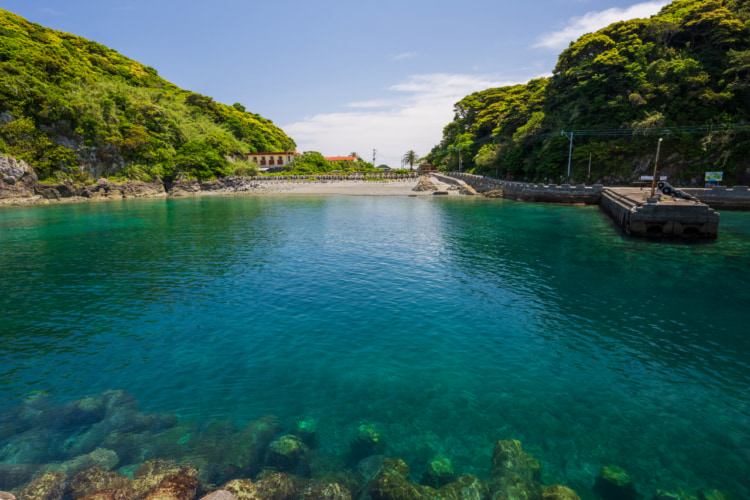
[0,176,464,207]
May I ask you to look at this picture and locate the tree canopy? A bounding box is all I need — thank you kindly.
[0,9,296,181]
[427,0,750,185]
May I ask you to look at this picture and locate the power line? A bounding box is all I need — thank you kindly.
[430,121,750,157]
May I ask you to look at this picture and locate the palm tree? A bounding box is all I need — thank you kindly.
[402,150,420,172]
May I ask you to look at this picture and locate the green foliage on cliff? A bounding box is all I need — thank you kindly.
[0,9,296,181]
[428,0,750,185]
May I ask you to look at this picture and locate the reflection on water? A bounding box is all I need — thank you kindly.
[1,196,749,499]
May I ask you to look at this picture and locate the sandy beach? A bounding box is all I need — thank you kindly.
[251,176,455,196]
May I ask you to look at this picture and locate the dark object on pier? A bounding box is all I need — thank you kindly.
[657,182,697,201]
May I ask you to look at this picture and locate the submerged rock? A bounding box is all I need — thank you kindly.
[0,464,40,492]
[48,397,107,432]
[0,491,16,500]
[221,479,257,500]
[653,491,687,500]
[143,472,199,500]
[483,190,504,198]
[255,472,297,500]
[369,458,433,500]
[438,475,489,500]
[298,481,351,500]
[698,489,735,500]
[541,485,580,500]
[68,466,132,499]
[349,424,385,464]
[488,440,542,500]
[291,418,319,448]
[458,185,477,196]
[199,491,237,500]
[131,461,196,499]
[420,455,455,489]
[220,416,279,473]
[266,435,310,474]
[16,471,68,500]
[45,448,119,477]
[593,465,636,500]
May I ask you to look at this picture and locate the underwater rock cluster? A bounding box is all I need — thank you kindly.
[0,391,737,500]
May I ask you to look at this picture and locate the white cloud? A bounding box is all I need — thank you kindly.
[533,1,669,50]
[282,74,515,167]
[390,52,417,62]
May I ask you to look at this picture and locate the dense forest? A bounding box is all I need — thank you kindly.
[0,9,296,181]
[427,0,750,185]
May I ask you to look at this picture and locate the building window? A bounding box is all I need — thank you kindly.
[278,156,283,164]
[260,158,266,165]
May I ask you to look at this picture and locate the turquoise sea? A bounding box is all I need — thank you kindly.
[1,195,749,499]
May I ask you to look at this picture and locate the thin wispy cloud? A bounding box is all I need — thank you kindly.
[533,1,669,50]
[283,73,515,166]
[38,7,62,16]
[390,52,417,61]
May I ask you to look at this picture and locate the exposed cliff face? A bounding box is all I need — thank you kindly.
[0,155,37,198]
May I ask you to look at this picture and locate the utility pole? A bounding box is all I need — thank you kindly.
[650,138,663,199]
[561,131,573,181]
[458,145,462,173]
[372,149,376,168]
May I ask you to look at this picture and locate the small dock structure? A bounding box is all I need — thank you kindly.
[600,188,719,238]
[444,173,722,239]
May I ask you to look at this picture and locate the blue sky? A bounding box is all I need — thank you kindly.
[5,1,668,167]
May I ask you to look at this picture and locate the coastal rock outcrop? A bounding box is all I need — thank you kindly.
[412,177,438,192]
[0,155,37,199]
[34,180,165,201]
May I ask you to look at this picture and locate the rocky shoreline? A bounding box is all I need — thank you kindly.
[0,391,734,500]
[0,155,441,207]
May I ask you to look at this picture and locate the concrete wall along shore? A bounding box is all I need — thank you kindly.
[446,173,603,205]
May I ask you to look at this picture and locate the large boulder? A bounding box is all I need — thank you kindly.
[68,466,132,499]
[143,472,199,500]
[412,177,438,192]
[16,471,68,500]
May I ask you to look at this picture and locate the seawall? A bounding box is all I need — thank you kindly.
[444,173,603,205]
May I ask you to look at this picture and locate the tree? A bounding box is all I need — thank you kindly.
[402,150,420,171]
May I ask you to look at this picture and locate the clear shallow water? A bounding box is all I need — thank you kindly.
[1,195,749,498]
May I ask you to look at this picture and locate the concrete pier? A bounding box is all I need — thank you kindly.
[600,188,720,238]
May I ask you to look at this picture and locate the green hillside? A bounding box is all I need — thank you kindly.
[428,0,750,185]
[0,9,295,181]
